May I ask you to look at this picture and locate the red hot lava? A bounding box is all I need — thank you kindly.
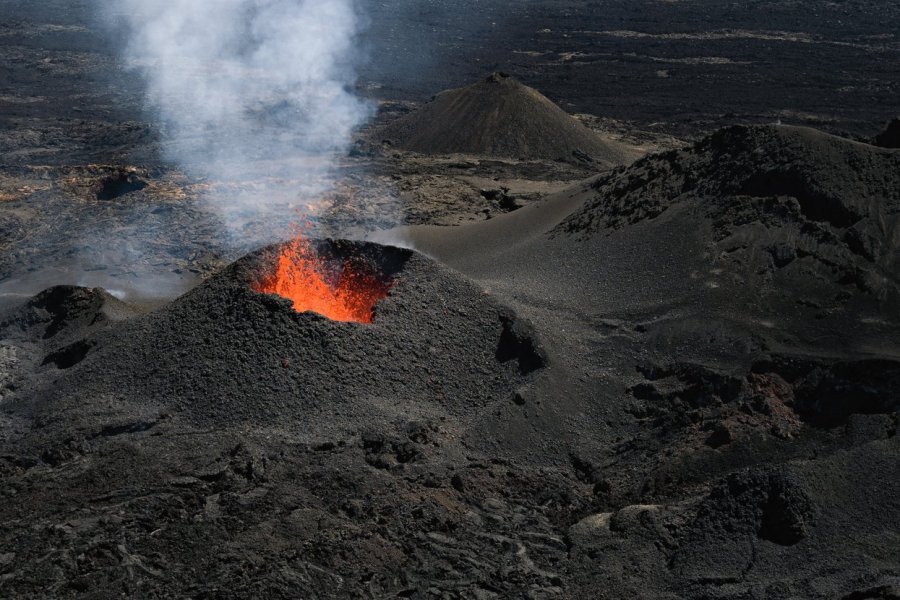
[254,233,391,324]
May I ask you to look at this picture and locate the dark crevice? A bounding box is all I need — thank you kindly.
[96,171,148,200]
[496,312,547,375]
[751,357,900,428]
[739,169,861,228]
[42,339,97,369]
[96,421,157,438]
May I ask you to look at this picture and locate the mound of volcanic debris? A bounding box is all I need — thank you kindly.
[0,285,137,406]
[381,72,637,165]
[558,124,900,306]
[10,240,545,438]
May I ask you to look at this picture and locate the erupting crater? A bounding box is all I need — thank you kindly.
[23,238,544,428]
[252,235,405,323]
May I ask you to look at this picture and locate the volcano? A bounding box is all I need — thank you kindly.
[2,125,900,599]
[4,0,900,596]
[3,240,545,432]
[381,73,639,165]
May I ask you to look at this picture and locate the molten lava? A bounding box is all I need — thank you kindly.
[254,234,391,323]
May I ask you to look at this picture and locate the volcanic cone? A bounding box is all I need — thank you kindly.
[381,72,638,165]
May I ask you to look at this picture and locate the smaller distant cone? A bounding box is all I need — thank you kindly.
[381,73,637,165]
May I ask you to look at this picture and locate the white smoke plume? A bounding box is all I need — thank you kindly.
[101,0,372,243]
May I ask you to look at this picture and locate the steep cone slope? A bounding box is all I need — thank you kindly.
[381,72,638,165]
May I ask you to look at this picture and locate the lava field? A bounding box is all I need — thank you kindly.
[0,1,898,598]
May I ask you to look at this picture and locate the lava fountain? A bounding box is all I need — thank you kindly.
[253,233,393,323]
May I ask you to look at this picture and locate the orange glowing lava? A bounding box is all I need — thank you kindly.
[253,233,391,323]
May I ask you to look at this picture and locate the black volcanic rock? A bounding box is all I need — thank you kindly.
[381,73,638,165]
[392,121,900,598]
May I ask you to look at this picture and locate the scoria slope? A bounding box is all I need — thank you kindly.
[381,72,639,165]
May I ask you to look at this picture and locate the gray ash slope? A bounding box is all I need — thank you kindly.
[1,125,899,599]
[380,73,638,165]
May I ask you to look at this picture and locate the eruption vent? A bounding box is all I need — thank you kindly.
[254,234,393,323]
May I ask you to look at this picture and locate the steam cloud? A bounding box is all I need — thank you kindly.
[102,0,372,241]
